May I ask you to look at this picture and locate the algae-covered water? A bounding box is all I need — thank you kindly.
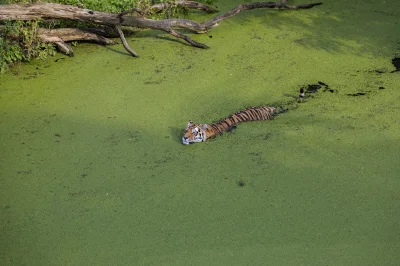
[1,0,400,265]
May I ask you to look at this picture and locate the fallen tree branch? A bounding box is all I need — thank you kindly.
[0,1,322,57]
[37,28,117,44]
[202,1,323,29]
[37,28,117,56]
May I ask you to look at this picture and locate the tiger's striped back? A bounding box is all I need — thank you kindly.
[207,106,276,136]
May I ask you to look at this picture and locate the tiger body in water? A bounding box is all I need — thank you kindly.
[181,84,328,145]
[182,106,277,145]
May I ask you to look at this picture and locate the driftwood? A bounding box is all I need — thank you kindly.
[0,0,322,57]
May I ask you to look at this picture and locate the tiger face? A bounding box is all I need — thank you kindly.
[182,121,207,145]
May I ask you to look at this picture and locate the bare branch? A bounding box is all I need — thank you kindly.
[118,7,143,17]
[114,25,138,57]
[164,28,209,48]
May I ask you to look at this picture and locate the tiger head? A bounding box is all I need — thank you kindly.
[182,121,208,145]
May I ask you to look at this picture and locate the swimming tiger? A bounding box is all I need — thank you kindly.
[182,83,330,145]
[182,106,278,145]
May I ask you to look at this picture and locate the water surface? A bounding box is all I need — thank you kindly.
[1,0,400,264]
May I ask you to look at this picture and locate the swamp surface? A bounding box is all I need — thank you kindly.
[1,0,400,264]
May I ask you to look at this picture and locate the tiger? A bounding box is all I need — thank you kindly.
[182,106,278,145]
[182,84,330,145]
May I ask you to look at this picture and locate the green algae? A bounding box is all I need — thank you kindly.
[1,1,400,265]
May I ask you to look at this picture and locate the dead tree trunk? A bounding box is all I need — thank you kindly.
[0,0,322,57]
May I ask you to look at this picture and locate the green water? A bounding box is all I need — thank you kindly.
[1,0,400,265]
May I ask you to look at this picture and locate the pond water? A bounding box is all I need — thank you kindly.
[1,0,400,264]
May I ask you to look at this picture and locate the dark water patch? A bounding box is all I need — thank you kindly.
[304,84,321,93]
[294,82,335,103]
[372,57,400,73]
[301,81,335,95]
[346,84,386,97]
[391,57,400,72]
[347,92,369,97]
[237,180,246,187]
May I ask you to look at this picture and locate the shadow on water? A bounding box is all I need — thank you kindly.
[211,0,400,56]
[105,46,133,56]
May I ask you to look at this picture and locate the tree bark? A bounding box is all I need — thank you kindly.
[37,28,117,56]
[0,1,322,57]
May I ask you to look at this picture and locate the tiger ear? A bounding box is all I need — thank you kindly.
[202,124,208,130]
[187,120,193,126]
